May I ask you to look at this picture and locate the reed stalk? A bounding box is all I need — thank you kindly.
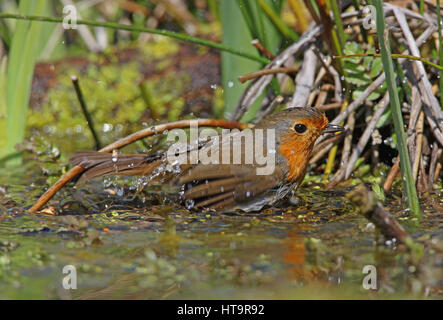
[1,2,51,166]
[374,0,421,218]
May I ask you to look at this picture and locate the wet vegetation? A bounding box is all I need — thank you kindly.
[0,0,442,299]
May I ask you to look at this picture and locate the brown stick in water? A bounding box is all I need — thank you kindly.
[346,184,423,260]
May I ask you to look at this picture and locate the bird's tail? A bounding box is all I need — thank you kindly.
[70,150,162,184]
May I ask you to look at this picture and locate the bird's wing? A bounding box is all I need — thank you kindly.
[176,163,285,210]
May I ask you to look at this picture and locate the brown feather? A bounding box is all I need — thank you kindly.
[70,151,162,184]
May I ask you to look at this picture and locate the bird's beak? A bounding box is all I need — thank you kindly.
[322,123,344,134]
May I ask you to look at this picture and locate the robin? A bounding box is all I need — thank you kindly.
[70,107,343,211]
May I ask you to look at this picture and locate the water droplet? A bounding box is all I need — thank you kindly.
[228,81,234,88]
[103,123,113,132]
[185,199,195,209]
[172,165,181,174]
[112,150,118,163]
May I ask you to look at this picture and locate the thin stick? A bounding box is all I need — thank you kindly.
[288,47,317,108]
[412,111,425,183]
[309,132,346,165]
[303,0,321,25]
[312,49,343,103]
[434,159,442,183]
[251,39,275,60]
[71,75,102,150]
[238,67,299,83]
[314,85,329,108]
[254,95,284,124]
[407,84,423,153]
[394,9,443,133]
[330,110,355,184]
[347,185,411,242]
[342,111,356,167]
[423,104,443,146]
[325,99,348,176]
[28,119,250,213]
[317,102,342,111]
[346,184,423,261]
[418,154,431,194]
[428,143,439,186]
[383,158,401,193]
[345,92,390,179]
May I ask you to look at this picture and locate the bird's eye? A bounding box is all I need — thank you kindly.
[294,124,307,134]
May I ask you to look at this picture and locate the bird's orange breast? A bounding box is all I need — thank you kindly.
[279,139,309,183]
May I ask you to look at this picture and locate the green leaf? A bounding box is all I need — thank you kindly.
[370,57,383,78]
[344,42,363,63]
[352,87,382,101]
[376,108,392,128]
[374,0,420,217]
[1,1,51,165]
[346,71,371,86]
[220,0,264,119]
[371,183,386,202]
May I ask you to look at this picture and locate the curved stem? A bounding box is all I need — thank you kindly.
[0,13,270,64]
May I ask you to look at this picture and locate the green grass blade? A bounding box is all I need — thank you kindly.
[235,0,283,56]
[329,0,346,48]
[374,0,421,218]
[208,0,220,21]
[220,0,263,119]
[258,0,298,42]
[0,13,270,65]
[236,0,259,40]
[0,57,7,154]
[1,1,51,165]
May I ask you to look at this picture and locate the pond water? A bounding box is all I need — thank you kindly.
[0,162,441,299]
